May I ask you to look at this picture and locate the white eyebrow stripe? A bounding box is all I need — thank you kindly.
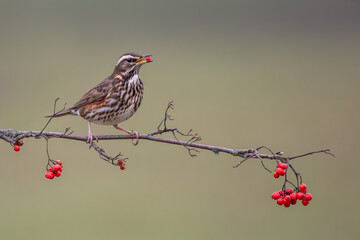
[116,55,134,65]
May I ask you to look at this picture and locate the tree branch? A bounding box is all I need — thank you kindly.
[0,128,333,164]
[0,100,334,202]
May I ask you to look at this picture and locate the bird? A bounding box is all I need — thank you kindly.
[47,52,152,146]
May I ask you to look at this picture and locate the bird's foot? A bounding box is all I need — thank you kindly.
[87,133,98,148]
[130,130,139,146]
[113,125,139,146]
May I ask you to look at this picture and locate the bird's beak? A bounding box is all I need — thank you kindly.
[136,55,152,64]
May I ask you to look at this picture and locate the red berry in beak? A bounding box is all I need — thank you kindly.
[146,56,151,61]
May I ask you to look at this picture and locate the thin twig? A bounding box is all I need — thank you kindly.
[38,98,65,136]
[289,149,335,160]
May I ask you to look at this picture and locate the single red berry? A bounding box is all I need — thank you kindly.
[279,169,286,176]
[284,202,291,208]
[45,171,54,179]
[146,56,151,61]
[120,165,126,170]
[52,164,62,173]
[17,140,24,146]
[285,188,293,195]
[13,145,20,152]
[273,172,280,178]
[279,163,287,169]
[56,160,63,166]
[284,195,291,204]
[275,168,283,175]
[290,198,297,205]
[290,192,297,200]
[299,184,307,193]
[278,190,284,196]
[118,160,124,166]
[54,171,61,177]
[304,193,312,201]
[49,167,54,172]
[277,197,284,205]
[297,192,305,200]
[302,199,310,206]
[272,192,281,200]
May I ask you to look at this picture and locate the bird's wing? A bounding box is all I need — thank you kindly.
[70,78,114,110]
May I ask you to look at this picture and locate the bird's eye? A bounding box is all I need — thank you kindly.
[126,58,135,63]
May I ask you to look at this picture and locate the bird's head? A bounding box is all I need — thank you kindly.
[113,53,152,78]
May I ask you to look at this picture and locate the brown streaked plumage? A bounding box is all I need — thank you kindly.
[47,52,152,146]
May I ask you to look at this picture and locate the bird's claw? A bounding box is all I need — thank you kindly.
[87,133,98,148]
[131,131,139,146]
[113,125,139,146]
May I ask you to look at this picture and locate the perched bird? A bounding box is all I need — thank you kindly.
[47,52,152,146]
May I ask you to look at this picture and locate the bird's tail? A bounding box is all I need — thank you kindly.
[45,108,73,118]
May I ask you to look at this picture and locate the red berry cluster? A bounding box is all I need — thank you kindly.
[273,162,287,178]
[118,159,126,170]
[13,140,24,152]
[45,160,63,180]
[271,184,313,207]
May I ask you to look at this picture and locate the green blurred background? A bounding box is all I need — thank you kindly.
[0,0,359,239]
